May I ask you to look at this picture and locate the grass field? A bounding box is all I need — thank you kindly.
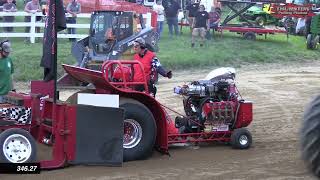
[8,25,318,81]
[8,2,318,81]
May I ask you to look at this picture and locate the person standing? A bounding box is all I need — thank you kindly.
[24,0,41,43]
[66,0,81,42]
[132,38,172,96]
[208,7,221,35]
[153,0,165,40]
[0,41,14,103]
[186,0,200,33]
[3,0,17,33]
[191,4,209,47]
[163,0,181,38]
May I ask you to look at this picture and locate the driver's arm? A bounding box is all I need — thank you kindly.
[151,57,172,78]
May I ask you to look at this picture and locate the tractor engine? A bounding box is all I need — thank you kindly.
[174,68,239,133]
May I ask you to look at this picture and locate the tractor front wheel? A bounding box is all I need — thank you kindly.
[120,98,157,161]
[0,128,37,163]
[230,128,252,149]
[301,94,320,178]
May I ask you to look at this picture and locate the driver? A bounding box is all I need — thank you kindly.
[132,37,172,96]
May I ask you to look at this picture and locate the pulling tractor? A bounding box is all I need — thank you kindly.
[0,60,254,168]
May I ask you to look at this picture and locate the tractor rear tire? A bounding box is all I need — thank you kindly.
[120,98,156,161]
[243,32,256,41]
[230,128,252,149]
[0,128,37,163]
[66,93,157,161]
[300,94,320,178]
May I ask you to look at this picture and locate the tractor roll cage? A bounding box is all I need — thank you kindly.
[101,60,149,93]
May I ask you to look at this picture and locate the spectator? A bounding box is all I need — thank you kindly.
[0,40,14,103]
[24,0,41,43]
[3,0,17,33]
[0,0,15,6]
[209,7,221,35]
[163,0,181,38]
[133,13,142,33]
[153,0,165,40]
[186,0,200,32]
[66,0,81,42]
[40,0,48,16]
[191,4,209,47]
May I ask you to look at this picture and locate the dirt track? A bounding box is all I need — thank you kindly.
[3,61,320,180]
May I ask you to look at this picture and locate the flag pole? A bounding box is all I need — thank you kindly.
[53,2,57,104]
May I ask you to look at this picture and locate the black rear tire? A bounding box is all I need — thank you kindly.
[120,98,157,161]
[0,128,37,163]
[230,128,252,149]
[300,94,320,178]
[67,93,157,161]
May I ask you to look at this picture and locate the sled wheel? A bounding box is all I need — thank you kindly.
[120,98,156,161]
[230,128,252,149]
[243,32,256,41]
[300,94,320,178]
[0,128,37,163]
[307,34,315,50]
[255,16,265,26]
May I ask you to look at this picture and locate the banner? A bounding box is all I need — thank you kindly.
[270,3,316,18]
[40,0,66,82]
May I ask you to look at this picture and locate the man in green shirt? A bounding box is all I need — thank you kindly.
[0,41,14,103]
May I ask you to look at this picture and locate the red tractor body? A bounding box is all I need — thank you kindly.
[0,60,253,169]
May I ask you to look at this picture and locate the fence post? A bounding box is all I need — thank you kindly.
[30,13,36,43]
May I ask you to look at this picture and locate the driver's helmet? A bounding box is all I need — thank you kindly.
[134,37,146,48]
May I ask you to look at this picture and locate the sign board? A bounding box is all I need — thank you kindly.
[270,3,316,18]
[77,93,119,108]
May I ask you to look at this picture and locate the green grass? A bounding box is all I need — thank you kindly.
[6,23,319,81]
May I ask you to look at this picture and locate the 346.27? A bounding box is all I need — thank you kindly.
[17,165,38,172]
